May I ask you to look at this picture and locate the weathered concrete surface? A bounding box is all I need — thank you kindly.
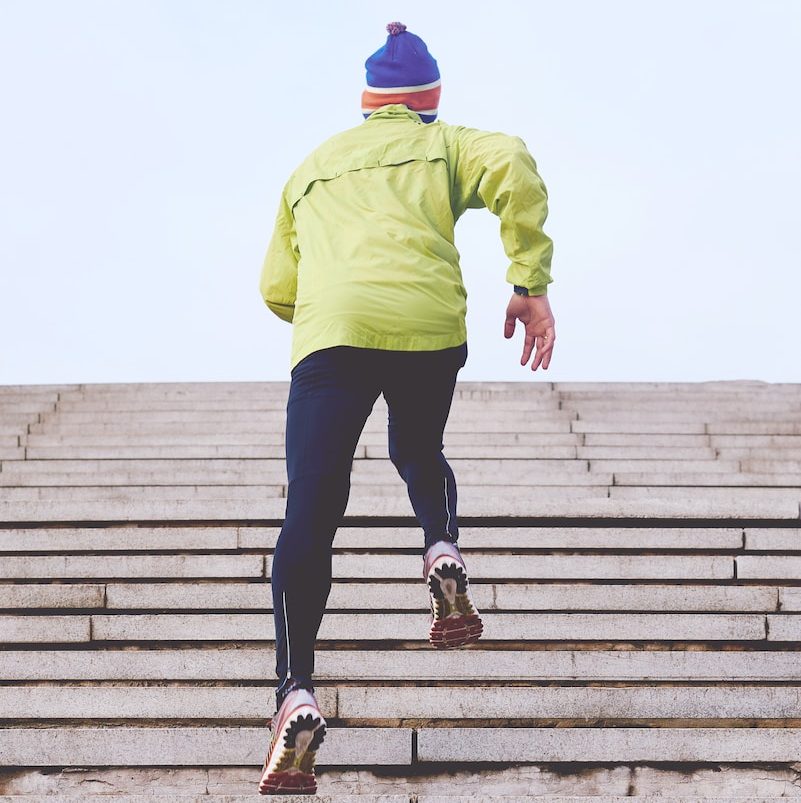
[337,685,801,719]
[417,727,801,762]
[241,525,745,550]
[3,378,801,797]
[2,496,798,523]
[1,765,801,798]
[317,518,745,547]
[95,581,777,613]
[0,685,336,719]
[267,553,735,581]
[86,612,768,642]
[0,726,409,766]
[2,649,799,682]
[4,684,800,721]
[0,555,263,579]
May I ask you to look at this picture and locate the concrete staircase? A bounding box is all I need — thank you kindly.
[1,379,800,800]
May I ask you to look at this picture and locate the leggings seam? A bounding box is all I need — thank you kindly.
[444,474,451,537]
[283,589,291,680]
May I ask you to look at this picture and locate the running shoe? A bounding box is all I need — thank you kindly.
[422,538,483,648]
[258,681,327,795]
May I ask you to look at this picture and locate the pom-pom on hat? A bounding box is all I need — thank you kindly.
[362,22,441,123]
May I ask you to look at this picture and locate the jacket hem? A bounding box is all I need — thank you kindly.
[289,329,468,372]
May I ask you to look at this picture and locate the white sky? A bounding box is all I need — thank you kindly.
[1,0,799,385]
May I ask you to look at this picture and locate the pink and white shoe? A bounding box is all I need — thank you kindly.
[258,682,327,795]
[422,539,483,649]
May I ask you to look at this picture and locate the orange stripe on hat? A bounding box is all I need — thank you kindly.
[361,85,441,114]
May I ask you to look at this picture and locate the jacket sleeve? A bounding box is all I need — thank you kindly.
[259,188,299,323]
[448,126,554,295]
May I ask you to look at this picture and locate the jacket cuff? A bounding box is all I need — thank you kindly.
[506,263,552,296]
[264,299,295,323]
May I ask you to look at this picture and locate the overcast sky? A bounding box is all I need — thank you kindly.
[1,0,799,385]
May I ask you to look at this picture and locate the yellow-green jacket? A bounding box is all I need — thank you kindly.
[260,104,553,371]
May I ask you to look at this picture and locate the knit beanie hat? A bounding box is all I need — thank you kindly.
[362,22,441,123]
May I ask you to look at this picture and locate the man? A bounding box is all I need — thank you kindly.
[257,21,555,795]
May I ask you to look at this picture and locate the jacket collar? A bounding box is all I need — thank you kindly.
[364,104,424,124]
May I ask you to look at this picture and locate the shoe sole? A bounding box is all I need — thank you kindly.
[258,703,327,795]
[426,555,483,648]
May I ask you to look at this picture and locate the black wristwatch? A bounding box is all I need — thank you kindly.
[513,285,529,296]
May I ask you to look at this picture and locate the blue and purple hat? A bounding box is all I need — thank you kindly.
[362,22,441,123]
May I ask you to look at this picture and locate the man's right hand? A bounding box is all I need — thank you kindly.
[503,293,556,371]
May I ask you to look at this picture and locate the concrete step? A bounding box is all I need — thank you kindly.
[16,443,789,460]
[0,385,67,401]
[0,582,779,614]
[737,556,801,578]
[0,485,291,501]
[48,389,799,406]
[2,648,798,681]
[613,472,801,486]
[0,797,401,803]
[744,528,801,550]
[566,406,801,418]
[22,430,577,449]
[21,444,326,459]
[0,471,612,489]
[22,431,583,446]
[609,486,801,503]
[19,583,801,617]
[50,384,793,399]
[710,425,801,436]
[417,726,801,762]
[558,387,799,399]
[584,433,711,446]
[744,458,801,472]
[1,726,798,766]
[0,725,408,766]
[0,402,55,415]
[0,612,767,643]
[0,554,264,579]
[0,797,793,803]
[0,525,747,552]
[589,459,738,472]
[0,553,736,581]
[713,434,801,446]
[768,615,801,639]
[576,446,715,459]
[23,443,687,460]
[109,583,781,613]
[2,457,592,476]
[36,410,578,426]
[12,462,776,484]
[717,447,801,460]
[1,495,796,523]
[0,413,40,427]
[572,422,707,434]
[559,386,799,398]
[0,484,613,502]
[53,398,562,413]
[3,684,800,721]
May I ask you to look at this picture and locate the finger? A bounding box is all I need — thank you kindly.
[532,332,555,371]
[531,341,543,371]
[541,330,555,370]
[521,331,536,365]
[504,314,516,339]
